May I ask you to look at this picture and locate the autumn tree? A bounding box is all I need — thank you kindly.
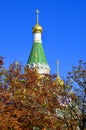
[67,60,86,130]
[0,58,81,130]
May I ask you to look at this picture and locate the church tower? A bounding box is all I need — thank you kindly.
[27,10,50,74]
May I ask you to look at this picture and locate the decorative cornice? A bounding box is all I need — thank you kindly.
[27,62,50,69]
[27,63,50,74]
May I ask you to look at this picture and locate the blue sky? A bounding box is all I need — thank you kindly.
[0,0,86,77]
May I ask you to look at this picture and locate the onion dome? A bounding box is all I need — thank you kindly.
[56,76,64,86]
[32,24,43,33]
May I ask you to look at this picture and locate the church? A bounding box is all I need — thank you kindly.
[26,9,64,86]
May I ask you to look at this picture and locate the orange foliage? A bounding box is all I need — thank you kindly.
[0,59,80,130]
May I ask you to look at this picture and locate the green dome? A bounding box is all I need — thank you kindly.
[27,42,47,65]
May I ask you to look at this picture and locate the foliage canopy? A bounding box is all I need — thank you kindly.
[0,57,82,130]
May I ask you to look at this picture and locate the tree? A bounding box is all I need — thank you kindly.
[0,58,81,130]
[67,60,86,130]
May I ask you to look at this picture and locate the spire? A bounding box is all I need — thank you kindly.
[56,60,60,77]
[27,10,50,74]
[56,60,64,85]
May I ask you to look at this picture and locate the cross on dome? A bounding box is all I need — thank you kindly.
[36,9,40,24]
[32,9,43,33]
